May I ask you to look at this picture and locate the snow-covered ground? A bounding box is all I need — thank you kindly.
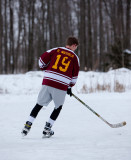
[0,68,131,94]
[0,69,131,160]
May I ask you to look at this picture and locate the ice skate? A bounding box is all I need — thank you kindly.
[21,121,32,137]
[42,122,54,138]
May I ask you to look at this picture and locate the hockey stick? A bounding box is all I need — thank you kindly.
[72,93,126,128]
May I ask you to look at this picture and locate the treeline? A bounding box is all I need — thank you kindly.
[0,0,131,74]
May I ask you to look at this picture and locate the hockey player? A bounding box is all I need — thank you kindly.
[21,36,80,138]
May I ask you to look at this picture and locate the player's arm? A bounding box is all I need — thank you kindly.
[69,56,80,87]
[67,56,80,96]
[39,48,57,70]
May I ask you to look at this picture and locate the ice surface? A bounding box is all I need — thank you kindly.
[0,70,131,160]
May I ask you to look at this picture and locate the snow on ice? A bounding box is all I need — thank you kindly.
[0,68,131,160]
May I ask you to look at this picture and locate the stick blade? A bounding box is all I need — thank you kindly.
[109,121,126,128]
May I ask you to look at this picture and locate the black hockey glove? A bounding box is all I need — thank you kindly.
[67,88,72,96]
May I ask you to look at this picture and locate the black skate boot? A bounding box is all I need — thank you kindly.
[42,122,54,138]
[21,121,32,136]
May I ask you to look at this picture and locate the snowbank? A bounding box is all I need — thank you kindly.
[0,71,43,94]
[0,68,131,94]
[75,68,131,93]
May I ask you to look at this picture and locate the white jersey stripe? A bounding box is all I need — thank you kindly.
[46,47,58,53]
[72,76,78,79]
[70,78,77,84]
[44,70,71,80]
[44,77,69,86]
[39,57,46,65]
[39,60,44,68]
[44,71,71,85]
[39,58,50,68]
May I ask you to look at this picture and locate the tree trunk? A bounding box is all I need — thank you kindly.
[79,0,87,70]
[124,0,131,49]
[4,0,8,73]
[27,0,35,71]
[99,0,104,70]
[0,0,3,73]
[87,0,92,70]
[9,0,15,73]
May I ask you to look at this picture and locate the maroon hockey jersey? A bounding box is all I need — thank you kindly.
[39,47,80,91]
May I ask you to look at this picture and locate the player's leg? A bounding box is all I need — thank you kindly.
[22,85,52,136]
[21,103,43,136]
[43,87,66,137]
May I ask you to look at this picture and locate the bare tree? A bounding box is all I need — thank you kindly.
[27,0,35,71]
[0,0,3,73]
[124,0,131,49]
[87,0,93,70]
[4,0,8,73]
[0,0,130,74]
[9,0,15,73]
[79,0,87,70]
[99,0,104,70]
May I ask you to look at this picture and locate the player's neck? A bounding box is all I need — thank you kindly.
[66,45,75,52]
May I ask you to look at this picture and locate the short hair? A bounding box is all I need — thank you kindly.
[66,36,79,46]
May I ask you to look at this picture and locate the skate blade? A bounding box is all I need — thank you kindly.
[21,132,27,137]
[42,134,52,138]
[21,129,28,137]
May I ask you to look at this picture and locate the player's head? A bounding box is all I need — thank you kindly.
[66,36,79,46]
[66,36,79,51]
